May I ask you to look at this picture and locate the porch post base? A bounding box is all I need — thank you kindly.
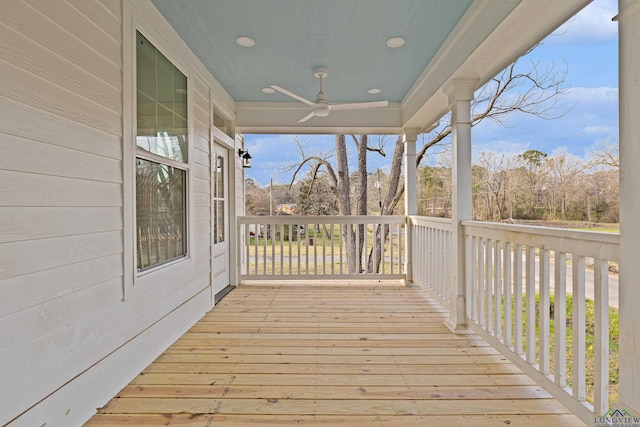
[444,317,471,334]
[444,296,470,334]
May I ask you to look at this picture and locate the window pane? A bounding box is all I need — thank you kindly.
[156,52,174,109]
[136,158,186,271]
[136,31,187,163]
[213,154,220,197]
[213,200,218,244]
[135,134,187,163]
[216,155,224,199]
[212,153,225,244]
[174,70,187,120]
[157,104,173,131]
[136,33,156,99]
[216,200,225,244]
[173,115,188,155]
[137,92,156,136]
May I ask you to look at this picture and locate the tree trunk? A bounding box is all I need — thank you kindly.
[336,135,351,216]
[335,135,358,273]
[368,136,403,273]
[356,135,367,271]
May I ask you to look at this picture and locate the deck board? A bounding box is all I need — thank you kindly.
[85,281,585,426]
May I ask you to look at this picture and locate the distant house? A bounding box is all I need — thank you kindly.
[276,203,297,215]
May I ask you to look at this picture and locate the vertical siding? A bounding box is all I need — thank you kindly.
[0,1,225,424]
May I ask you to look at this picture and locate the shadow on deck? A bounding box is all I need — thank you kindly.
[86,281,584,426]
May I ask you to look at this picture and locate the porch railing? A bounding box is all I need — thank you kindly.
[409,216,453,307]
[463,221,619,421]
[238,215,406,280]
[236,214,619,423]
[411,216,620,423]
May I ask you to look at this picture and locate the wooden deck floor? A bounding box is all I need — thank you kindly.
[86,281,585,426]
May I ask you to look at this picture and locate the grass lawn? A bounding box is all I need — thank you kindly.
[244,224,405,275]
[518,293,619,406]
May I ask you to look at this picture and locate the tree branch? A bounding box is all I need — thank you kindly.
[366,146,386,156]
[287,156,337,190]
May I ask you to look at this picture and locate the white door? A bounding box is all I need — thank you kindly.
[212,143,230,297]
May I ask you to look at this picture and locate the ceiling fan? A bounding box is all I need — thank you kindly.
[270,67,389,123]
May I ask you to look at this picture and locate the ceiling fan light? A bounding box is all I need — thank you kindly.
[314,107,330,117]
[262,87,275,94]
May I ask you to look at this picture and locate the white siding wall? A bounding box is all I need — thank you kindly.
[0,0,240,425]
[192,75,213,290]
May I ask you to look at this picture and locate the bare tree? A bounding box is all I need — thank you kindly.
[547,148,584,220]
[244,178,270,215]
[368,136,404,272]
[287,137,338,198]
[372,53,571,223]
[587,137,619,169]
[285,50,571,272]
[585,138,619,222]
[477,152,512,220]
[516,149,549,218]
[297,173,337,215]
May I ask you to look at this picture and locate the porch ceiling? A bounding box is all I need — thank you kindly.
[151,0,590,135]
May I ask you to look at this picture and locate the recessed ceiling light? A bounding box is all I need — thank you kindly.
[262,87,275,94]
[236,36,255,47]
[386,37,405,48]
[368,88,382,95]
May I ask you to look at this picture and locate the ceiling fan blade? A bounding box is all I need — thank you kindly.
[329,100,389,111]
[270,85,315,107]
[297,111,316,123]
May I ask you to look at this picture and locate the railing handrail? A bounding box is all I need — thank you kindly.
[239,215,406,225]
[462,220,620,261]
[408,215,453,229]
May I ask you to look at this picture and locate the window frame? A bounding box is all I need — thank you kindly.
[134,29,191,275]
[124,12,195,293]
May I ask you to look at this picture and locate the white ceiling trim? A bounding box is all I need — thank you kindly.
[236,102,402,135]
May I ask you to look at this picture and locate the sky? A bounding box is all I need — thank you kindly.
[245,0,618,186]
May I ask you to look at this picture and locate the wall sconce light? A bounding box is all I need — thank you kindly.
[238,149,252,168]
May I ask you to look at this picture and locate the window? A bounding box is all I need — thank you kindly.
[213,109,232,138]
[213,153,225,244]
[135,31,188,271]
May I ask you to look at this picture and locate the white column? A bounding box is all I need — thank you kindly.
[617,0,640,415]
[444,78,477,333]
[403,129,419,282]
